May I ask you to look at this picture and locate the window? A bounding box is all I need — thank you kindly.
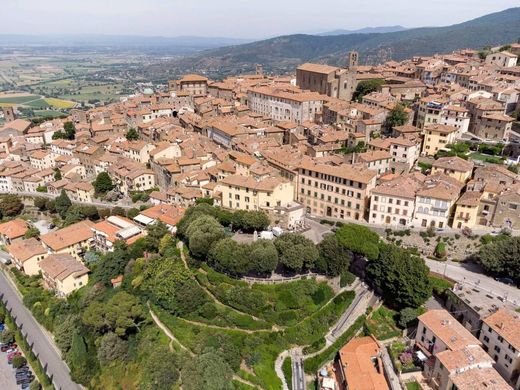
[483,336,490,343]
[494,346,501,353]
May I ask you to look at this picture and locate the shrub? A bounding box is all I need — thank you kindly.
[12,355,27,368]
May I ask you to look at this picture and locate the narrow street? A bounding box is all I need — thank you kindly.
[0,270,82,390]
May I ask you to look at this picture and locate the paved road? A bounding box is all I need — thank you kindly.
[291,351,306,390]
[426,259,520,304]
[0,271,82,390]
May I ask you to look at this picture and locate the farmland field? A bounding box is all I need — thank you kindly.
[0,95,40,104]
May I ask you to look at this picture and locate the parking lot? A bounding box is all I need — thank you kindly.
[0,347,20,390]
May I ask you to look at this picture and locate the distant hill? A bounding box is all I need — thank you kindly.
[319,26,408,36]
[164,7,520,77]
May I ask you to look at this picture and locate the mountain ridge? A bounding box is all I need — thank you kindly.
[163,7,520,77]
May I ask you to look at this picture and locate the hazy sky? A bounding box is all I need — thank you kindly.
[2,0,519,39]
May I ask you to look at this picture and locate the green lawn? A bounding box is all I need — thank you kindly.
[33,110,67,118]
[406,381,421,390]
[468,152,504,164]
[365,306,401,340]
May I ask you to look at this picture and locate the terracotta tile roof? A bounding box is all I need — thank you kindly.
[418,310,480,351]
[425,124,458,134]
[297,63,339,75]
[417,174,464,201]
[6,238,46,262]
[0,219,28,240]
[372,174,426,199]
[436,345,493,372]
[139,204,185,227]
[483,309,520,351]
[357,150,392,163]
[456,191,482,207]
[39,253,89,281]
[433,156,474,172]
[40,221,95,251]
[338,336,389,390]
[450,367,511,390]
[299,162,377,184]
[219,175,287,192]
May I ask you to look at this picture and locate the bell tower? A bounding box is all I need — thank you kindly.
[348,51,359,69]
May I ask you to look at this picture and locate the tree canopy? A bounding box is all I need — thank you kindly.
[93,172,114,195]
[126,128,139,141]
[182,350,234,390]
[353,79,385,102]
[274,233,318,273]
[479,236,520,283]
[366,243,432,309]
[55,189,72,218]
[0,194,24,217]
[386,103,409,129]
[336,224,380,260]
[185,215,226,258]
[316,233,352,276]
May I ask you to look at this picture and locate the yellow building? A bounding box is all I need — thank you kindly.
[431,156,474,183]
[40,221,95,261]
[422,124,458,156]
[216,175,294,212]
[7,238,47,276]
[453,191,482,229]
[39,253,89,297]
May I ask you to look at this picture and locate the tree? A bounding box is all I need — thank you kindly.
[127,208,140,219]
[232,210,270,232]
[33,197,47,211]
[93,242,130,286]
[209,238,248,276]
[63,206,84,227]
[434,242,447,259]
[12,355,27,368]
[249,239,278,275]
[274,233,318,273]
[55,190,72,219]
[82,292,145,337]
[366,243,432,309]
[182,350,234,390]
[24,227,40,239]
[29,380,41,390]
[125,128,139,141]
[186,215,225,258]
[146,221,170,251]
[479,236,520,283]
[317,234,352,276]
[398,307,419,329]
[0,329,15,344]
[336,224,380,260]
[63,121,76,140]
[386,103,408,129]
[54,314,80,354]
[143,346,179,389]
[92,172,114,195]
[96,332,129,365]
[45,199,56,213]
[0,195,23,217]
[353,79,385,101]
[53,168,62,181]
[111,206,126,217]
[140,256,207,316]
[67,332,97,385]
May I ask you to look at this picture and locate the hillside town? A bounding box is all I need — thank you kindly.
[0,35,520,390]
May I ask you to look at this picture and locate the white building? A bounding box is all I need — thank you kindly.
[486,51,518,68]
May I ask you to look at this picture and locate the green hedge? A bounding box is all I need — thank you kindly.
[304,315,365,374]
[282,356,293,390]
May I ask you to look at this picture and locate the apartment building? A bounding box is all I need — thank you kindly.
[216,175,294,212]
[413,174,464,228]
[355,151,392,176]
[431,156,474,183]
[421,124,458,157]
[389,136,421,171]
[39,254,89,297]
[0,219,28,245]
[297,162,377,221]
[247,86,326,124]
[170,74,209,97]
[336,336,389,390]
[453,191,483,229]
[473,113,514,141]
[416,310,511,390]
[40,221,95,261]
[7,238,47,276]
[480,309,520,388]
[369,173,426,226]
[486,51,518,68]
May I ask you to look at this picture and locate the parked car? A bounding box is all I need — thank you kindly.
[496,277,516,286]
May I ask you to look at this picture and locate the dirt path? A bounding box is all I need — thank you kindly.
[178,317,272,334]
[148,303,194,357]
[233,375,266,390]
